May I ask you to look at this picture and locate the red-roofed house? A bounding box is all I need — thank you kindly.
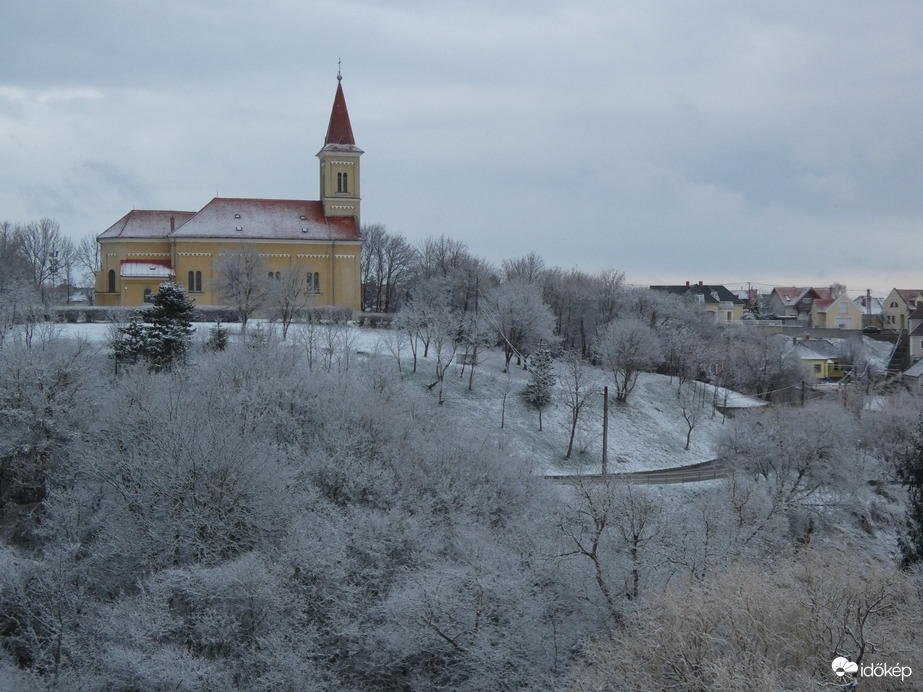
[95,76,363,311]
[810,293,864,330]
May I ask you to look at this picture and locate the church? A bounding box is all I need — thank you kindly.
[95,75,363,312]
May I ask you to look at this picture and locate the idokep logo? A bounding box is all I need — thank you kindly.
[832,657,858,677]
[831,656,913,682]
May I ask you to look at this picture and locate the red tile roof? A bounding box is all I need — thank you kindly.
[323,81,357,149]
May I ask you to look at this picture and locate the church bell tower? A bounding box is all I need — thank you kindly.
[318,69,362,226]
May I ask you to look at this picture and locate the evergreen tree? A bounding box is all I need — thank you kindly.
[146,282,195,369]
[205,321,229,351]
[113,317,149,367]
[113,283,195,371]
[525,341,555,431]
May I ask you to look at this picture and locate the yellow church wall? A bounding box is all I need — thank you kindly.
[96,238,172,306]
[96,238,361,313]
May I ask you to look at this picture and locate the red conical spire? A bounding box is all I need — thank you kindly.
[324,72,356,147]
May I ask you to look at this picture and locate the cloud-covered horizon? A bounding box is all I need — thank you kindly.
[2,1,922,296]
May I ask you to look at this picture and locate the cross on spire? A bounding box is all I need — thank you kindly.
[337,59,342,83]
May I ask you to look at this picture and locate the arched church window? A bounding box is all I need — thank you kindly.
[337,172,348,193]
[313,272,320,293]
[108,269,116,293]
[188,271,195,292]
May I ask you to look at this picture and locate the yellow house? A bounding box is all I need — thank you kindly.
[810,294,864,330]
[882,288,923,331]
[95,75,362,313]
[792,338,850,382]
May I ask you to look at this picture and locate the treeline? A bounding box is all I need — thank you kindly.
[0,219,99,309]
[0,319,922,689]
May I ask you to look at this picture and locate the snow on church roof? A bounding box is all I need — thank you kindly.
[98,210,195,239]
[168,198,359,241]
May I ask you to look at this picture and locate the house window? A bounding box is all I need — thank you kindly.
[108,269,116,293]
[275,272,281,281]
[891,301,899,308]
[813,364,822,373]
[337,172,348,193]
[839,302,848,314]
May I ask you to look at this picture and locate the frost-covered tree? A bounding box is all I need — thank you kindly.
[716,401,862,541]
[214,244,270,332]
[485,278,556,372]
[596,317,662,403]
[267,263,312,340]
[74,234,101,304]
[525,341,555,431]
[560,351,599,460]
[360,224,416,313]
[725,329,801,401]
[678,379,707,450]
[894,416,923,567]
[556,475,667,621]
[567,554,922,691]
[19,218,65,306]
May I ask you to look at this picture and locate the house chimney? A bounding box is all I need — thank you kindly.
[698,280,703,286]
[685,281,690,287]
[170,215,175,232]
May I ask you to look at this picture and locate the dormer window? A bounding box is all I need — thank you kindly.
[235,226,243,232]
[234,213,241,219]
[337,171,348,193]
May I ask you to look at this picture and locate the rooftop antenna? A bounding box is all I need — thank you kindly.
[337,58,342,82]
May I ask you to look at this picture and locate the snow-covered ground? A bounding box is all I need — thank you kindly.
[352,330,728,476]
[52,320,743,476]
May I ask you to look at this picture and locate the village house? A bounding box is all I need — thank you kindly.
[790,337,851,383]
[765,287,834,325]
[882,288,923,331]
[809,293,864,330]
[649,282,746,322]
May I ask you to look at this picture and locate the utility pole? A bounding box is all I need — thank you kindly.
[602,385,609,475]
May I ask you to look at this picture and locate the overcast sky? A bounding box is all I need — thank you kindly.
[2,1,922,296]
